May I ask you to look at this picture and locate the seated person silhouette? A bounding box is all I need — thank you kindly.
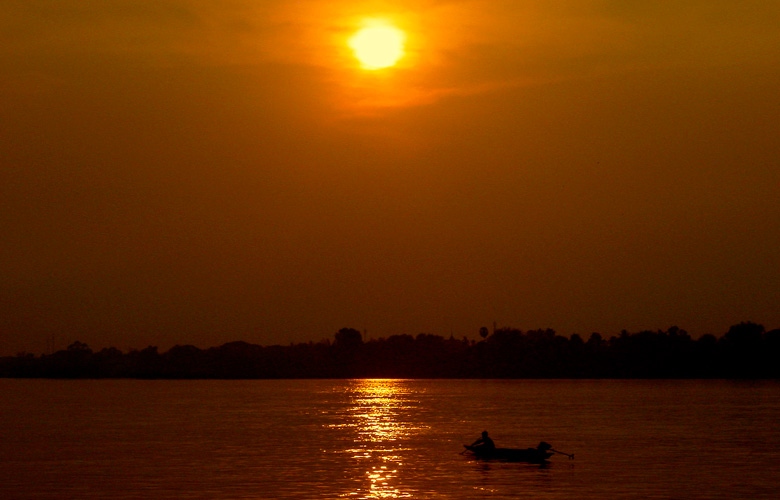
[469,431,496,452]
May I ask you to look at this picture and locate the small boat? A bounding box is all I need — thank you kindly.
[463,445,553,463]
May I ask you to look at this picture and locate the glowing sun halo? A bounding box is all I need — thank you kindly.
[348,25,406,70]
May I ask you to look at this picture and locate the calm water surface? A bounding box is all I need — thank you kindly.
[1,379,779,499]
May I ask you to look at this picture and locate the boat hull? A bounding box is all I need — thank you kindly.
[465,446,553,463]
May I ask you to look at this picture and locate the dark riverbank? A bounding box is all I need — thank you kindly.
[2,322,778,379]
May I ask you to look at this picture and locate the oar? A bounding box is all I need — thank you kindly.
[550,448,574,459]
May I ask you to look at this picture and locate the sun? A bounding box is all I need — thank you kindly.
[348,24,406,70]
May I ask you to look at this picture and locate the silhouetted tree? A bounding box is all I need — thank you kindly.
[40,341,97,377]
[722,322,765,377]
[2,321,779,379]
[332,328,364,376]
[724,321,764,347]
[125,346,162,378]
[163,345,203,378]
[764,329,780,378]
[335,328,363,348]
[67,341,92,353]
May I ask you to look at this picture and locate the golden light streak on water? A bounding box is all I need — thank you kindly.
[337,379,422,498]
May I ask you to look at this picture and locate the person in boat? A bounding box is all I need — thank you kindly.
[536,441,552,453]
[468,431,496,452]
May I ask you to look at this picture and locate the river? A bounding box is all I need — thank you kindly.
[1,379,778,499]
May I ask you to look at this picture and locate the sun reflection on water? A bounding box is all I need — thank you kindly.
[332,379,423,499]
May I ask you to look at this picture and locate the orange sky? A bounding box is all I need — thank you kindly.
[2,1,779,354]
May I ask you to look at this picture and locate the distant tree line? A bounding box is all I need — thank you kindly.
[1,322,778,379]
